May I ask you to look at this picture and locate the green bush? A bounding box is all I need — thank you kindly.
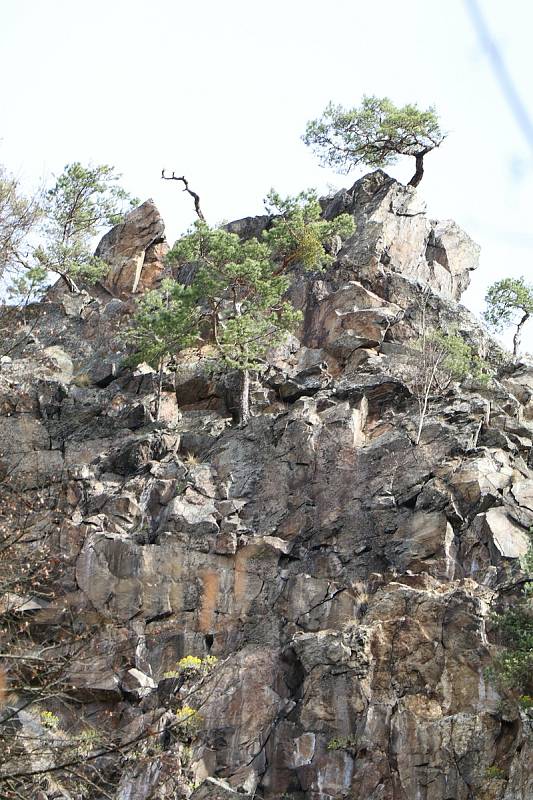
[326,735,357,751]
[488,605,533,694]
[485,765,505,780]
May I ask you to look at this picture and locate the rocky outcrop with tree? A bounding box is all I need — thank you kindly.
[1,170,532,800]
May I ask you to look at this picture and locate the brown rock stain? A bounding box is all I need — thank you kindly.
[234,545,260,615]
[198,568,219,633]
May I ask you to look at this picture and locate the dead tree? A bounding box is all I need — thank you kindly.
[161,171,206,222]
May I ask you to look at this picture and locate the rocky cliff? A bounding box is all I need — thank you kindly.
[1,171,533,800]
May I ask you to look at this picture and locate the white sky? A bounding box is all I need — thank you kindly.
[1,0,533,350]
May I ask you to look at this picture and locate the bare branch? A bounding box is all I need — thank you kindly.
[161,170,206,222]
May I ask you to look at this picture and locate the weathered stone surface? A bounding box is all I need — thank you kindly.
[323,170,478,301]
[97,199,168,296]
[4,171,533,800]
[223,214,271,241]
[510,478,533,511]
[391,511,456,578]
[484,507,530,559]
[305,281,402,356]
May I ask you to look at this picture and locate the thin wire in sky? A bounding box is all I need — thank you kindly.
[465,0,533,156]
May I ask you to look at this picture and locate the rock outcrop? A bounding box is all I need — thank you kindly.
[96,198,168,296]
[1,173,532,800]
[322,170,479,302]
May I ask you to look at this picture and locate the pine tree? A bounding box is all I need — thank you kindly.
[303,96,445,187]
[125,279,199,420]
[166,222,302,424]
[127,190,354,424]
[34,163,137,293]
[484,277,533,357]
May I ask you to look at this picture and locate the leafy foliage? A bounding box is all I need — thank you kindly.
[1,161,136,303]
[327,735,357,752]
[484,277,533,330]
[410,325,491,444]
[163,655,218,679]
[485,766,506,780]
[131,189,350,423]
[174,706,202,738]
[125,279,199,368]
[488,533,533,698]
[488,605,533,695]
[33,162,137,290]
[166,221,302,372]
[484,277,533,356]
[39,710,60,730]
[303,95,445,176]
[158,189,354,376]
[263,189,354,271]
[432,329,491,386]
[0,166,42,280]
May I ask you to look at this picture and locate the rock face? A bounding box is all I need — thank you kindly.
[322,170,479,301]
[96,198,168,296]
[2,172,533,800]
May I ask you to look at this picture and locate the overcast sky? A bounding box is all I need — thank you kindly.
[2,0,533,350]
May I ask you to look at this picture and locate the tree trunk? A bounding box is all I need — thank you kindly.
[415,389,430,446]
[155,358,164,421]
[59,272,79,293]
[408,151,427,188]
[238,369,250,426]
[513,312,529,357]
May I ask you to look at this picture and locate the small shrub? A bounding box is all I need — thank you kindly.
[485,765,505,780]
[175,705,202,737]
[327,735,357,751]
[76,727,102,755]
[72,371,92,388]
[410,324,492,445]
[518,694,533,710]
[164,654,218,680]
[487,606,533,695]
[40,710,60,730]
[486,532,533,700]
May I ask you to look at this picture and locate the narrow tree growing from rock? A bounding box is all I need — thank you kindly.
[303,96,445,187]
[411,317,490,445]
[0,165,42,281]
[0,164,45,311]
[484,277,533,357]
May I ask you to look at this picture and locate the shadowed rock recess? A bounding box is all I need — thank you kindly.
[2,170,533,799]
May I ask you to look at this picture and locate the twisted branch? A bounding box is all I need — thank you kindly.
[161,171,205,221]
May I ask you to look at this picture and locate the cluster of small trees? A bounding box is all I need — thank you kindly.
[127,190,354,424]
